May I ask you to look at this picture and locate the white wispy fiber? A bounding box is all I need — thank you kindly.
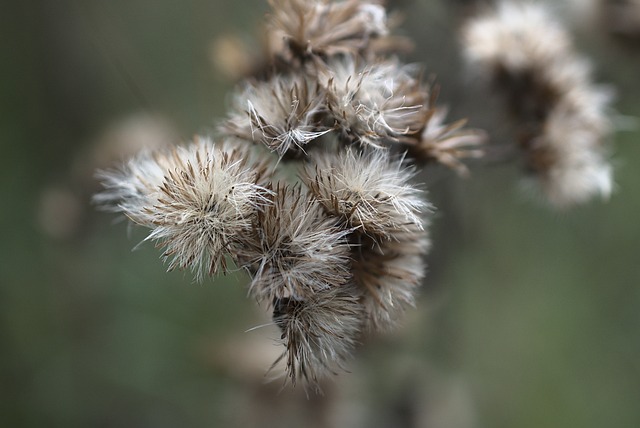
[302,147,430,238]
[462,2,614,208]
[95,137,273,279]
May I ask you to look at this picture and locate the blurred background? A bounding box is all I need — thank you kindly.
[2,0,639,427]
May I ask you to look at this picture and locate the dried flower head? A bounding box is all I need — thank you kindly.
[237,184,352,302]
[95,137,273,279]
[268,0,388,59]
[271,284,364,388]
[223,74,331,157]
[352,230,429,331]
[302,147,429,238]
[320,56,428,147]
[462,2,614,207]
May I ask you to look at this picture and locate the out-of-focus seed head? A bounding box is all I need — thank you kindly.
[302,147,430,239]
[237,184,353,302]
[462,2,572,75]
[461,2,615,208]
[271,284,364,389]
[223,74,331,157]
[95,137,273,280]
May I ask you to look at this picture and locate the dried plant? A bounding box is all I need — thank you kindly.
[95,0,620,390]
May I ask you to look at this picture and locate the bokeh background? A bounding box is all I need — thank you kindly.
[2,0,639,427]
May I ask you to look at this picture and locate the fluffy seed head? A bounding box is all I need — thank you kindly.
[462,2,572,74]
[223,74,331,157]
[321,57,429,147]
[271,284,364,388]
[95,137,273,279]
[237,184,353,302]
[302,147,430,238]
[268,0,388,59]
[352,229,429,331]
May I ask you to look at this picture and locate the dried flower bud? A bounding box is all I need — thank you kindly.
[302,147,430,239]
[95,137,273,279]
[271,284,364,388]
[237,184,352,302]
[223,74,331,157]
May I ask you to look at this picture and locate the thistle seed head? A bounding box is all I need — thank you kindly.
[270,283,364,389]
[237,184,353,302]
[320,56,429,147]
[462,2,614,208]
[302,147,430,239]
[95,137,273,279]
[268,0,388,60]
[352,229,429,331]
[223,74,332,157]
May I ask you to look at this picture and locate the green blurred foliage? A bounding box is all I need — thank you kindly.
[1,1,639,427]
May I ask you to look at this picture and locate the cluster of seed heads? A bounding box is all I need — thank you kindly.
[96,0,616,390]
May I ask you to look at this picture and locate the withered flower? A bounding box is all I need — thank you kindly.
[405,88,486,175]
[352,230,430,331]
